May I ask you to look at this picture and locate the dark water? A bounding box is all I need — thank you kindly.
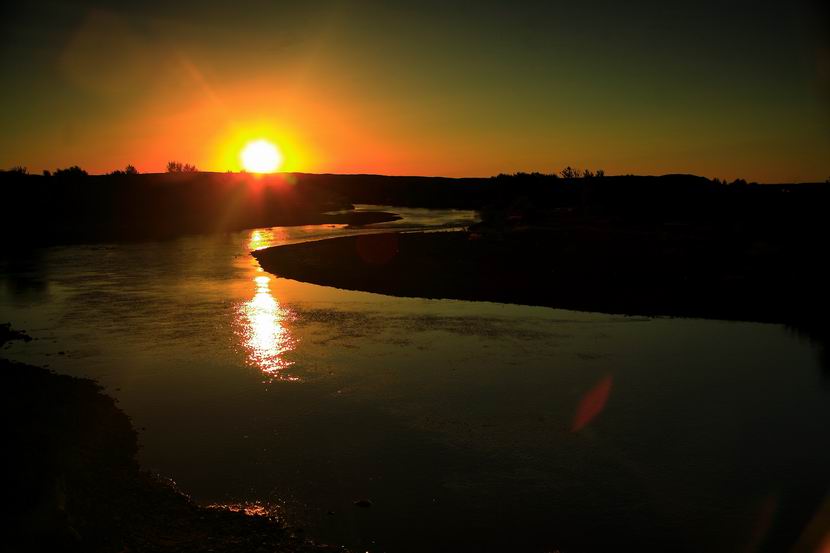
[2,206,828,552]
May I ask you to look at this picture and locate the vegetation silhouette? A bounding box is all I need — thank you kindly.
[108,165,139,176]
[52,166,88,178]
[0,170,401,246]
[166,161,198,173]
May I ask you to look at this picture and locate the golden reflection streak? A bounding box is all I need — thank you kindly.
[206,501,281,519]
[248,228,290,251]
[238,271,298,381]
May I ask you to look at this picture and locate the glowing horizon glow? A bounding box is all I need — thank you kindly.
[2,4,827,182]
[240,139,283,173]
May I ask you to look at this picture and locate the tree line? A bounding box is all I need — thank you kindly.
[0,161,200,177]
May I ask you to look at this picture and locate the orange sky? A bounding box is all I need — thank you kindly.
[2,2,829,182]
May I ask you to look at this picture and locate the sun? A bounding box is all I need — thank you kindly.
[240,139,283,173]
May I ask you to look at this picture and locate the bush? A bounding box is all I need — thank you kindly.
[54,166,88,178]
[560,166,579,179]
[167,161,198,173]
[110,165,140,176]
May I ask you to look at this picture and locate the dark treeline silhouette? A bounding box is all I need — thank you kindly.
[0,170,406,246]
[288,170,821,222]
[52,165,88,178]
[2,168,828,246]
[109,165,139,176]
[2,167,828,253]
[166,161,198,173]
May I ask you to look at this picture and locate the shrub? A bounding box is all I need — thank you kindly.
[110,165,140,176]
[54,166,88,178]
[167,161,198,173]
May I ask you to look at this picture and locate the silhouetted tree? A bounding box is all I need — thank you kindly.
[561,166,579,179]
[3,166,27,174]
[595,169,605,178]
[167,161,198,173]
[110,165,140,176]
[42,170,51,177]
[54,166,88,178]
[493,172,558,181]
[582,169,595,178]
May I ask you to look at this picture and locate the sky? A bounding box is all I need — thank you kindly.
[1,0,828,182]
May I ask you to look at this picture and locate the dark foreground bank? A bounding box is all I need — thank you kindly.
[2,327,340,553]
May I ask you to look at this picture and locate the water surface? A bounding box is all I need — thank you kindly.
[1,206,828,552]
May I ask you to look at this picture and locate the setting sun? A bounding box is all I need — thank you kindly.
[240,140,283,173]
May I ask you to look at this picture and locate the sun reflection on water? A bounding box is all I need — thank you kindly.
[237,273,297,381]
[248,228,288,251]
[206,501,282,519]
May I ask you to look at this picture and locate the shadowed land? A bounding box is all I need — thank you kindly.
[253,174,830,340]
[253,229,828,325]
[2,169,826,247]
[0,171,400,246]
[2,328,339,553]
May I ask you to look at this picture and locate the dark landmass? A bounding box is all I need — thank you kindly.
[2,169,825,247]
[254,175,830,364]
[281,171,828,213]
[2,328,339,553]
[252,229,825,324]
[0,171,400,247]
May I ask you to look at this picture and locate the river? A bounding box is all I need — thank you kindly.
[1,206,828,552]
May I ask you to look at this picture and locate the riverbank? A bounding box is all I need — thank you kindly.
[2,327,340,553]
[252,227,828,327]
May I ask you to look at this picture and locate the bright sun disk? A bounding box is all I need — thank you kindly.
[241,139,283,173]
